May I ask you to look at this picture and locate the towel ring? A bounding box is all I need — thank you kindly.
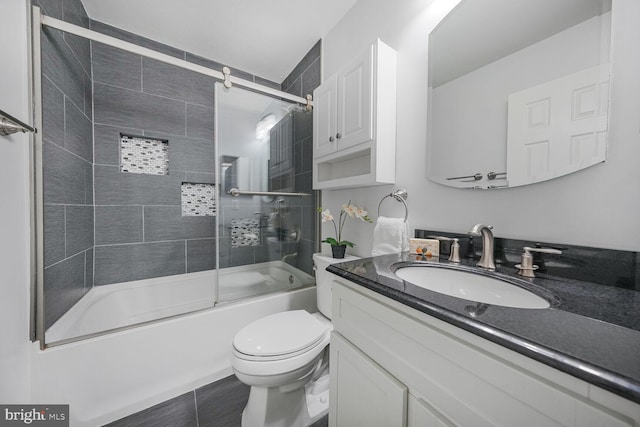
[377,189,408,222]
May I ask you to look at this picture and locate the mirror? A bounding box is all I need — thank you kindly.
[427,0,612,189]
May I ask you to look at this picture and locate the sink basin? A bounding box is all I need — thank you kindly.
[394,266,550,309]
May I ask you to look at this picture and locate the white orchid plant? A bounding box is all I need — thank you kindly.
[318,201,372,248]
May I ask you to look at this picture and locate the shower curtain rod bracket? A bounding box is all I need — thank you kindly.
[305,94,313,111]
[222,66,232,88]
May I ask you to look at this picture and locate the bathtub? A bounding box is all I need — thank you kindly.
[31,262,318,426]
[45,261,315,343]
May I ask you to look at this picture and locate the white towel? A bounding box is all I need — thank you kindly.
[371,216,409,256]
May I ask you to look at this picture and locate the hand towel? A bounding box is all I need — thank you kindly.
[371,216,409,256]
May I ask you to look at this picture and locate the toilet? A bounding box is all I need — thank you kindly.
[231,253,358,427]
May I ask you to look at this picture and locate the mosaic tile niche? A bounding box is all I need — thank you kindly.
[231,218,260,247]
[120,134,169,175]
[182,182,216,216]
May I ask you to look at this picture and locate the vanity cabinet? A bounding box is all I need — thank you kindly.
[329,276,640,427]
[330,333,407,426]
[312,39,397,190]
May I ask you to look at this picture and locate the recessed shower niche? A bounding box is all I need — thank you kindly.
[119,134,169,175]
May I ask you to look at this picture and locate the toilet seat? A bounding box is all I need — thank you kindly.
[234,310,330,361]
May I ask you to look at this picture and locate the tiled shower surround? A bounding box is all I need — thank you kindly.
[37,0,94,329]
[37,0,320,327]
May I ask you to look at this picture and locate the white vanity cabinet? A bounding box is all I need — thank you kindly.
[330,333,407,426]
[312,39,397,190]
[329,277,640,427]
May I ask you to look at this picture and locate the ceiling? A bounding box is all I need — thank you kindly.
[80,0,359,83]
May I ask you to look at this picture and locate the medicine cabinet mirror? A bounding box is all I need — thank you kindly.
[427,0,612,189]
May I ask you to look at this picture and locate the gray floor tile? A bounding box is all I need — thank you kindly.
[105,391,197,427]
[195,375,249,427]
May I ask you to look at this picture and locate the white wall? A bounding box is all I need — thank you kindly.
[320,0,640,254]
[0,0,33,402]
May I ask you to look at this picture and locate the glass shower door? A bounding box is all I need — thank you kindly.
[215,84,316,302]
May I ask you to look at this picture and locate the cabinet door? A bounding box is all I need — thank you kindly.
[336,44,374,150]
[408,394,455,427]
[330,332,407,427]
[313,75,338,158]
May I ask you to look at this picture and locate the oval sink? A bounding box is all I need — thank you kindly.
[394,266,550,309]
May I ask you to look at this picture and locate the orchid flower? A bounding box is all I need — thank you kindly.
[318,200,373,248]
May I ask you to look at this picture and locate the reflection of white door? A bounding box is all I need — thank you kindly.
[506,65,609,187]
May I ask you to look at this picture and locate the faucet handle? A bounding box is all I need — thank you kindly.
[517,246,562,278]
[524,246,562,255]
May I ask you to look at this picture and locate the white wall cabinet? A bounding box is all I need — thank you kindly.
[313,39,397,190]
[330,276,640,427]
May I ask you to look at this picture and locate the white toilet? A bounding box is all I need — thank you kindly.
[231,253,358,427]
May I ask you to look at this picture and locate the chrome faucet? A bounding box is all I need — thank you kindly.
[469,224,495,270]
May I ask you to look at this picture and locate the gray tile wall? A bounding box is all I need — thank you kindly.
[89,21,281,285]
[35,0,94,329]
[37,0,320,327]
[90,23,215,285]
[282,40,322,275]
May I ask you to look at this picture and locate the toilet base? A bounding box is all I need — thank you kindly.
[241,370,329,427]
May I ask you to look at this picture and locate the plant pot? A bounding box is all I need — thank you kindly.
[331,244,347,259]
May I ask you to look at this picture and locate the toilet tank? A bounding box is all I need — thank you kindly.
[313,254,360,319]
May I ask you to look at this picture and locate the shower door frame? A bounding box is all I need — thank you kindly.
[30,5,314,349]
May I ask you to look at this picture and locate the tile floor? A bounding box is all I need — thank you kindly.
[105,374,328,427]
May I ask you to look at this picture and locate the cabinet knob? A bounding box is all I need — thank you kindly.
[336,133,342,139]
[329,136,334,142]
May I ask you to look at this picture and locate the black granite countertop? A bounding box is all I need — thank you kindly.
[327,252,640,404]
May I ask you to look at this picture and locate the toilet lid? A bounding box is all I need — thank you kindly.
[233,310,329,357]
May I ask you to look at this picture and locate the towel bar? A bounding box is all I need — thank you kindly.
[377,189,408,222]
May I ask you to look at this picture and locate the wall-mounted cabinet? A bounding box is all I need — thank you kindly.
[313,39,397,190]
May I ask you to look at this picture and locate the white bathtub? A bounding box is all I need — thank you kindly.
[32,262,318,426]
[46,261,315,343]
